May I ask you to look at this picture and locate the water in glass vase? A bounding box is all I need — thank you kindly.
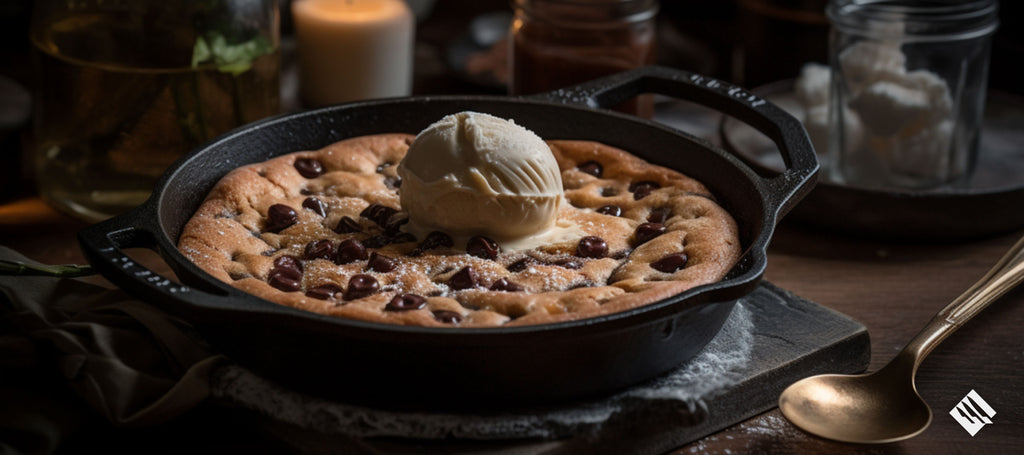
[30,7,280,222]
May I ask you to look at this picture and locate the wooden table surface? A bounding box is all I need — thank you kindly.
[3,1,1022,453]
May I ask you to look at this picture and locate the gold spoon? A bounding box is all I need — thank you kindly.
[779,235,1024,444]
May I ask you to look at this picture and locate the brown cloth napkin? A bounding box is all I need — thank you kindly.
[0,246,225,455]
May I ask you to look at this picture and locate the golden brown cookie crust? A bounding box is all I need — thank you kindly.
[177,134,741,327]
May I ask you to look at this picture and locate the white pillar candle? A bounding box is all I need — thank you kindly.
[292,0,415,106]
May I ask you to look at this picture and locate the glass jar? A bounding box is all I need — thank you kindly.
[509,0,658,118]
[826,0,999,189]
[30,0,281,222]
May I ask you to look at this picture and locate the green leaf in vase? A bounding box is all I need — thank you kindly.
[191,32,273,76]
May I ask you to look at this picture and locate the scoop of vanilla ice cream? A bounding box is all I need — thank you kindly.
[397,111,565,241]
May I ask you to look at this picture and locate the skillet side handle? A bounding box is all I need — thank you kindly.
[77,202,231,318]
[533,65,819,220]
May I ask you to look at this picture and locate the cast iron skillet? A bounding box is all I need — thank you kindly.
[78,66,817,412]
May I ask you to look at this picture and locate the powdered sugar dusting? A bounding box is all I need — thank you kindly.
[210,302,755,440]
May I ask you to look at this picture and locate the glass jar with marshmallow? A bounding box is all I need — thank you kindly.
[826,0,999,189]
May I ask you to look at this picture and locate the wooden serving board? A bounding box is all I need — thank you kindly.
[215,281,870,454]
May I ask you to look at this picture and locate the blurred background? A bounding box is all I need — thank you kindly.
[2,0,1021,203]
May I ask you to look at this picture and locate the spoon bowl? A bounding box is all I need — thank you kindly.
[779,236,1024,443]
[780,359,931,443]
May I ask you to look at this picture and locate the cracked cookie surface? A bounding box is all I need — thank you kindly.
[177,134,741,327]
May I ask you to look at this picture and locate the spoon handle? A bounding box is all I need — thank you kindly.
[905,235,1024,365]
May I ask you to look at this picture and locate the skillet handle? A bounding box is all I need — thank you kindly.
[77,200,236,320]
[532,65,819,219]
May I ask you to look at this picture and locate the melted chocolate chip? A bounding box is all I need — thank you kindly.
[384,176,402,189]
[367,252,397,272]
[490,278,524,292]
[647,207,672,224]
[601,187,619,197]
[448,266,479,290]
[466,235,499,260]
[362,235,391,249]
[552,258,583,270]
[343,274,379,300]
[577,161,603,178]
[273,255,303,272]
[360,204,398,227]
[269,264,302,282]
[390,232,417,244]
[335,239,368,264]
[294,158,325,178]
[410,231,453,256]
[507,257,535,272]
[302,197,328,217]
[596,205,622,216]
[385,293,427,311]
[268,272,301,292]
[334,216,362,234]
[432,310,462,324]
[383,214,409,235]
[266,204,298,233]
[375,163,393,173]
[305,284,343,300]
[304,239,335,260]
[576,236,608,259]
[634,222,667,246]
[651,253,688,273]
[629,181,660,200]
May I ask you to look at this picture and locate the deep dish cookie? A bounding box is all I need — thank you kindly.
[177,134,741,327]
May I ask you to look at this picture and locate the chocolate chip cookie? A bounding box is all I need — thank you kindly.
[177,134,741,327]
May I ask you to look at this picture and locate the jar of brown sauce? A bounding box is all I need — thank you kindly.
[509,0,658,118]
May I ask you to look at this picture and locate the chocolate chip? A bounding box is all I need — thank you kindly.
[596,205,622,216]
[273,255,303,272]
[651,253,688,273]
[552,258,583,270]
[507,257,535,272]
[344,274,379,300]
[385,293,427,311]
[335,239,368,264]
[375,163,393,173]
[634,222,666,246]
[466,235,499,260]
[601,187,619,197]
[268,272,301,292]
[448,266,479,290]
[304,239,335,260]
[368,252,397,272]
[576,236,608,258]
[390,232,417,244]
[647,207,672,224]
[294,158,325,178]
[360,203,398,227]
[306,284,343,300]
[410,231,453,256]
[577,161,603,177]
[362,235,391,249]
[490,278,524,292]
[334,216,362,234]
[432,310,462,324]
[384,176,402,189]
[268,259,302,292]
[302,197,328,217]
[629,181,660,200]
[383,214,409,235]
[266,204,298,233]
[269,263,302,282]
